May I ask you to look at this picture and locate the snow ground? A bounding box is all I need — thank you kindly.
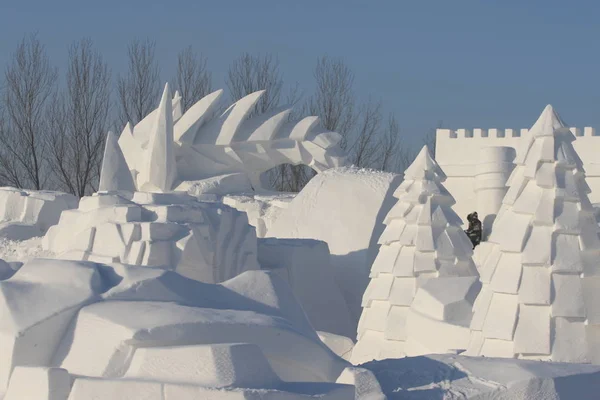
[0,237,51,263]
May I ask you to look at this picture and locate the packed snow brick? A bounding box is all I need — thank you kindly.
[467,105,600,363]
[267,166,403,329]
[353,146,479,364]
[43,191,260,284]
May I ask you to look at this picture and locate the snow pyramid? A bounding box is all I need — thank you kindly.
[467,105,600,363]
[352,146,479,364]
[112,83,346,192]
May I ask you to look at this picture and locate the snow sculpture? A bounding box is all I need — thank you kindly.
[0,188,78,240]
[352,146,479,364]
[467,105,600,363]
[110,83,345,192]
[0,259,354,398]
[267,167,403,329]
[474,146,515,239]
[42,191,260,283]
[98,131,136,192]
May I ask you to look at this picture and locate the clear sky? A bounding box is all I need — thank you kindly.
[1,0,599,146]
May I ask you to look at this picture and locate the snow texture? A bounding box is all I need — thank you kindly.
[353,146,479,364]
[267,166,403,329]
[223,192,294,238]
[363,353,600,400]
[113,83,346,192]
[42,191,260,284]
[467,105,600,363]
[0,259,351,398]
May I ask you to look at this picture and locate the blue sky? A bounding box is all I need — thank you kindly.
[1,1,598,146]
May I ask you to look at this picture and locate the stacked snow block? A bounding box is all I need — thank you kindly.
[42,191,260,284]
[352,146,479,364]
[0,187,78,240]
[0,259,352,398]
[467,105,600,363]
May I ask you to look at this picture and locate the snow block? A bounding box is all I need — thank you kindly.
[125,343,281,388]
[56,301,347,383]
[0,259,103,393]
[4,367,70,400]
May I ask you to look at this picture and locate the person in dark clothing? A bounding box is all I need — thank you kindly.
[465,212,482,249]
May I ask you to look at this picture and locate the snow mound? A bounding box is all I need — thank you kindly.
[259,238,354,338]
[42,191,260,283]
[0,187,77,241]
[176,173,254,196]
[363,354,600,400]
[468,105,600,362]
[353,146,479,363]
[267,167,402,327]
[0,259,352,398]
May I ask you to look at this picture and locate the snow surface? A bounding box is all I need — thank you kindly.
[267,166,402,328]
[363,354,600,399]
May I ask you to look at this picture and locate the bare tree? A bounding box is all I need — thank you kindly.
[48,39,111,196]
[174,46,212,112]
[347,100,382,168]
[307,57,357,148]
[117,39,160,126]
[0,34,57,190]
[227,53,284,114]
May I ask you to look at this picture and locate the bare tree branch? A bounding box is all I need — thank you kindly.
[117,39,160,126]
[0,34,57,190]
[48,38,111,196]
[174,46,212,112]
[227,53,286,115]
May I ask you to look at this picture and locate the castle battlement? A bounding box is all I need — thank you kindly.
[437,126,598,140]
[435,125,600,227]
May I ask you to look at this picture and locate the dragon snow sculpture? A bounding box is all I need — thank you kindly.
[99,83,346,193]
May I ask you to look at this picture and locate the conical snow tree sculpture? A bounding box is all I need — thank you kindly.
[351,146,478,363]
[467,105,600,363]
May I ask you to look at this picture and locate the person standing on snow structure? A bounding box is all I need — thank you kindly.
[465,212,482,249]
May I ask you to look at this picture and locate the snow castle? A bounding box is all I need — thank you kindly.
[436,123,600,229]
